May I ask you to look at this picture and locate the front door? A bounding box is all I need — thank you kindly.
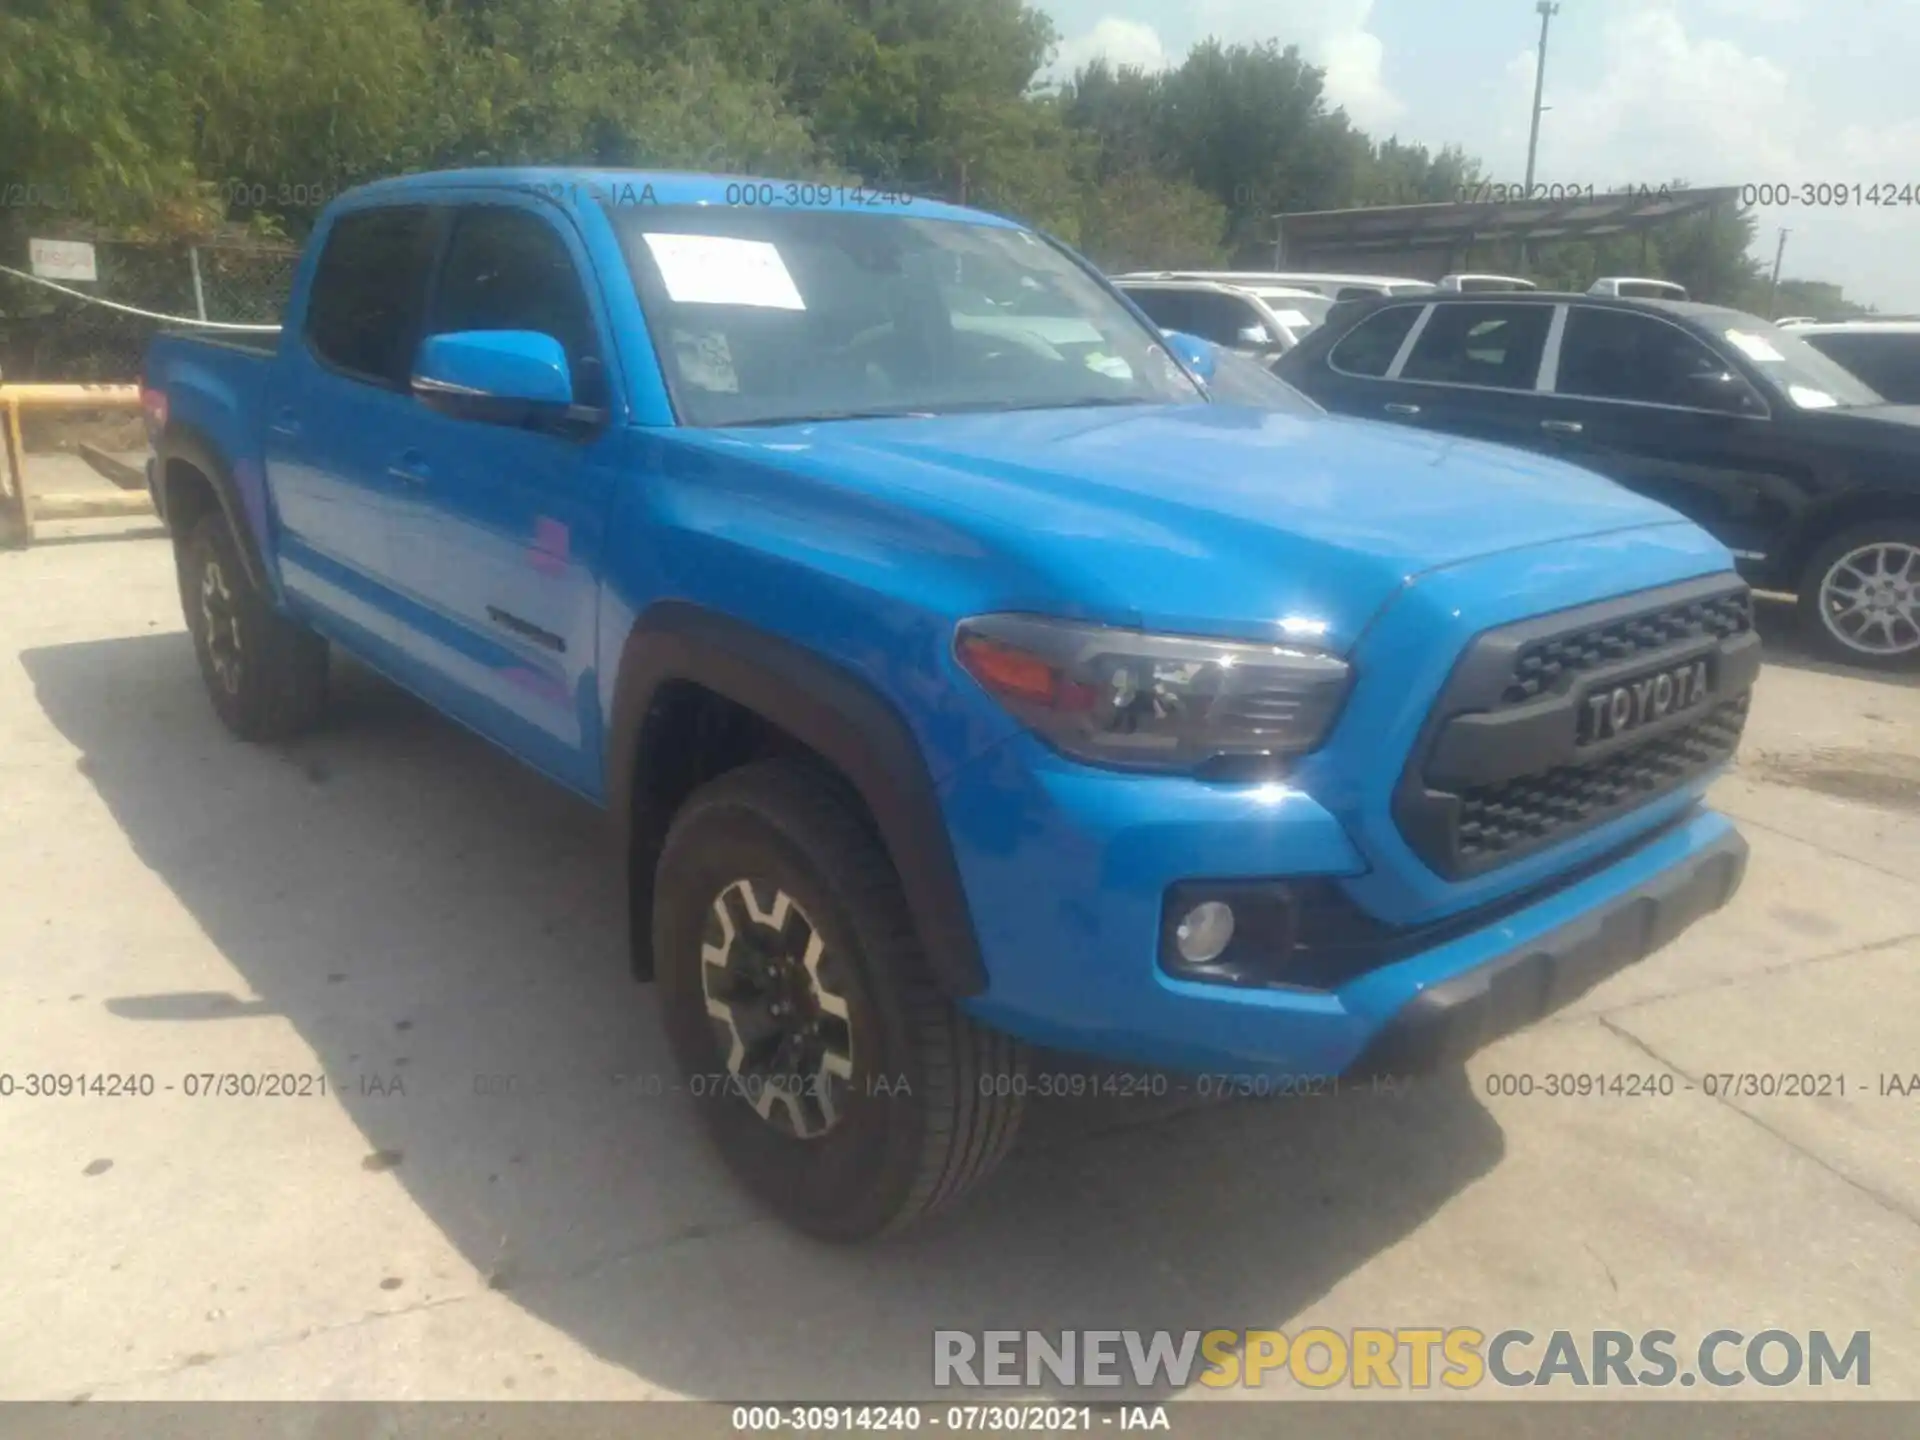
[378,198,621,796]
[1535,304,1805,559]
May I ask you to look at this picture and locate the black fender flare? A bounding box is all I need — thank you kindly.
[607,602,988,999]
[153,422,271,594]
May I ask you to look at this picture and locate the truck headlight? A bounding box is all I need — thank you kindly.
[955,614,1351,775]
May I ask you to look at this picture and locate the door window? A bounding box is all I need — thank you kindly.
[1125,289,1196,335]
[1327,304,1422,377]
[304,206,437,387]
[1399,303,1551,390]
[1557,307,1759,414]
[1184,290,1268,346]
[430,206,607,407]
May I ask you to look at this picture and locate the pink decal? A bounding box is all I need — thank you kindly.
[529,516,570,577]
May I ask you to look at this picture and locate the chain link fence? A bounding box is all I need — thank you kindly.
[0,240,298,385]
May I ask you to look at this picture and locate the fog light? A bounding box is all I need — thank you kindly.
[1175,901,1236,965]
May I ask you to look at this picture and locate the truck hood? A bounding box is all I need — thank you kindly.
[706,404,1706,650]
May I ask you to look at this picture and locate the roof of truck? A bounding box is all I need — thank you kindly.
[336,167,1014,228]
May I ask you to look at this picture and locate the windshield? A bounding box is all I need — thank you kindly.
[1713,314,1887,409]
[610,206,1203,426]
[1204,349,1325,413]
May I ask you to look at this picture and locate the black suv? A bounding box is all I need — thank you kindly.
[1276,292,1920,668]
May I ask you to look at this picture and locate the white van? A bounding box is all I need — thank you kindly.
[1588,276,1690,301]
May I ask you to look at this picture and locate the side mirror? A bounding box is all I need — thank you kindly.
[1161,329,1219,383]
[1235,324,1275,349]
[412,330,577,426]
[1683,369,1767,416]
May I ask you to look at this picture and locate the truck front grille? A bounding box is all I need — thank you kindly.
[1503,590,1753,705]
[1454,695,1749,865]
[1395,576,1760,880]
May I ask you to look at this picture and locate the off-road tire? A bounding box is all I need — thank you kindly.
[177,511,329,739]
[653,759,1027,1240]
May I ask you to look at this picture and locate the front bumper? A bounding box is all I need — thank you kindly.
[944,730,1746,1076]
[1345,822,1747,1078]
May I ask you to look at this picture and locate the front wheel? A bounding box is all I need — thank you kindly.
[652,760,1028,1240]
[1798,522,1920,670]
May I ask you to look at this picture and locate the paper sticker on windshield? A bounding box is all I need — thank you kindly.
[1788,384,1839,409]
[643,234,805,310]
[671,328,739,392]
[1724,329,1784,363]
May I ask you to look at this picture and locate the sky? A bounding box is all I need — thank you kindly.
[1035,0,1920,312]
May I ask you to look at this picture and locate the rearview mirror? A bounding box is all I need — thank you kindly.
[412,330,578,426]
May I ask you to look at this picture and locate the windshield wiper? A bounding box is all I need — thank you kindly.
[731,407,940,426]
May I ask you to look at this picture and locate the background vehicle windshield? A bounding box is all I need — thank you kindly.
[1710,312,1887,409]
[611,206,1202,426]
[1248,291,1334,332]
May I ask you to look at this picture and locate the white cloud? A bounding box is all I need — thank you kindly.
[1050,17,1172,76]
[1499,0,1919,309]
[1049,1,1404,125]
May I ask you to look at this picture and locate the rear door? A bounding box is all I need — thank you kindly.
[1366,300,1555,448]
[1532,304,1804,557]
[268,205,440,631]
[1286,300,1426,413]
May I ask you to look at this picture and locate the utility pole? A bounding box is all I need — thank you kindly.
[1523,2,1561,196]
[1767,227,1790,318]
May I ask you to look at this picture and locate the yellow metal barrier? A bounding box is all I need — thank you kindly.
[0,383,153,545]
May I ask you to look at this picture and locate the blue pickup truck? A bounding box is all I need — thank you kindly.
[143,168,1756,1239]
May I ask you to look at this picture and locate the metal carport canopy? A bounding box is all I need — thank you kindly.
[1272,185,1744,258]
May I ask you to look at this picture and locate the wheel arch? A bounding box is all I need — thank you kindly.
[1782,488,1920,591]
[154,423,272,595]
[606,603,988,1000]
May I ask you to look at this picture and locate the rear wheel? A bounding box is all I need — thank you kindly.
[1798,522,1920,670]
[653,760,1027,1240]
[177,511,329,739]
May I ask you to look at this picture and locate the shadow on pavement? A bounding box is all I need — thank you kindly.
[1753,592,1920,690]
[24,632,1502,1399]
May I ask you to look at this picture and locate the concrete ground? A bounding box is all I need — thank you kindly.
[2,517,1918,1404]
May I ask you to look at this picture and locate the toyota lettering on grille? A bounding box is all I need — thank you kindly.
[1579,658,1711,744]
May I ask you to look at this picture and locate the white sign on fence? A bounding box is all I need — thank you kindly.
[28,238,98,283]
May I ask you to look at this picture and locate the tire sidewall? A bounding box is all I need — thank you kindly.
[179,516,258,730]
[1799,522,1920,671]
[654,790,936,1240]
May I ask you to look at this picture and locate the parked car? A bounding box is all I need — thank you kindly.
[1275,289,1920,666]
[1589,277,1690,301]
[1116,270,1437,301]
[145,169,1753,1238]
[1439,274,1537,293]
[1115,278,1306,363]
[1791,321,1920,404]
